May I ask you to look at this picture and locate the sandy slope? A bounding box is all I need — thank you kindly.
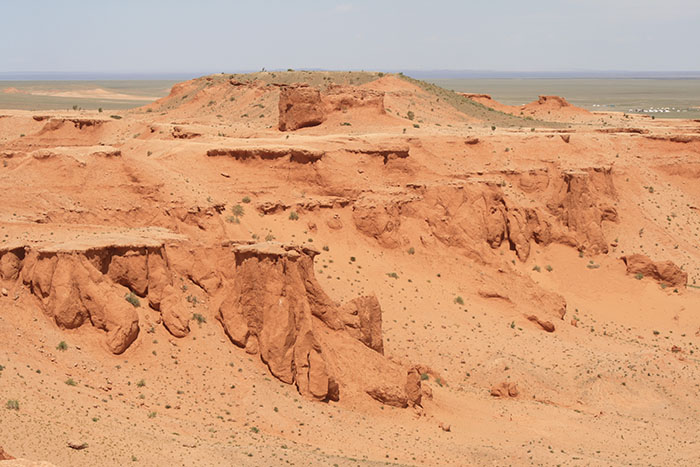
[1,71,700,466]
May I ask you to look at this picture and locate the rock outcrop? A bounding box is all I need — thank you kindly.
[527,314,555,333]
[217,242,420,405]
[339,295,384,354]
[278,84,386,131]
[621,255,687,287]
[323,85,385,114]
[278,85,325,131]
[0,446,13,460]
[218,243,340,400]
[546,168,618,254]
[490,381,519,398]
[0,238,193,354]
[207,146,323,163]
[353,167,616,261]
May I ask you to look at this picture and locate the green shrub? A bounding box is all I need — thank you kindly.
[386,272,399,279]
[57,341,68,351]
[136,379,146,388]
[454,296,464,305]
[241,196,251,204]
[125,292,140,308]
[407,247,415,255]
[420,373,429,381]
[192,313,206,325]
[635,273,644,280]
[288,211,299,221]
[407,111,415,121]
[231,204,244,217]
[65,378,77,386]
[6,399,19,410]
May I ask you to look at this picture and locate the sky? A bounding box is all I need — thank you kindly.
[1,0,699,75]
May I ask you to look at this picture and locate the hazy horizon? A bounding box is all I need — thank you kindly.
[1,0,699,75]
[2,70,700,82]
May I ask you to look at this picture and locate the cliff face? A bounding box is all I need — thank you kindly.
[218,243,419,404]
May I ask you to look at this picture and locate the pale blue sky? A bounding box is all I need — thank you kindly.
[1,0,698,74]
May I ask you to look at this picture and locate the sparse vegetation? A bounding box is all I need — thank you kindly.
[125,292,140,308]
[289,211,299,221]
[227,203,245,224]
[192,313,206,325]
[6,399,19,410]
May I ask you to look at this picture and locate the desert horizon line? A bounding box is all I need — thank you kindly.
[2,69,700,81]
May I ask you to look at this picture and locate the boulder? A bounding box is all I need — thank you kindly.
[622,254,687,287]
[490,381,519,398]
[527,315,555,333]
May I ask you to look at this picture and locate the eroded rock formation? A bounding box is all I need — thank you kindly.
[0,241,192,354]
[217,242,420,404]
[278,85,325,131]
[352,167,617,261]
[490,381,519,398]
[278,83,386,131]
[622,254,687,287]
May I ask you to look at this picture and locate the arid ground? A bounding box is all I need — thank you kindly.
[1,71,700,466]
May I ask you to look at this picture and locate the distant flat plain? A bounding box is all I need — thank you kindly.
[0,80,178,110]
[431,78,700,119]
[1,77,699,119]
